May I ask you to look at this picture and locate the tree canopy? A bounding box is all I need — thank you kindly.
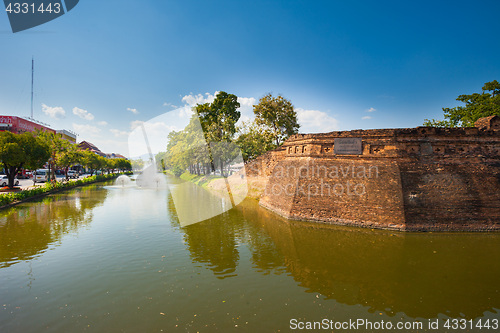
[196,91,241,142]
[253,93,300,146]
[0,131,50,188]
[236,121,276,162]
[424,80,500,127]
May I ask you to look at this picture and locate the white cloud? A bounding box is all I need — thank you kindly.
[73,107,94,121]
[181,92,217,107]
[130,120,178,133]
[130,120,144,130]
[296,108,339,133]
[237,97,256,125]
[178,92,256,123]
[128,118,181,158]
[73,123,101,135]
[98,121,108,126]
[110,129,129,137]
[367,107,376,112]
[362,116,372,120]
[163,102,178,108]
[127,108,139,114]
[177,92,218,119]
[42,104,65,119]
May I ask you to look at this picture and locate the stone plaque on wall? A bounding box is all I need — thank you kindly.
[334,138,362,155]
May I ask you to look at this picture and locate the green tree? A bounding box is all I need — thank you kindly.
[55,142,81,180]
[131,158,145,172]
[194,92,241,174]
[37,131,75,181]
[79,150,103,176]
[0,131,50,188]
[236,121,276,162]
[253,93,300,145]
[424,80,500,127]
[115,158,132,172]
[196,91,241,142]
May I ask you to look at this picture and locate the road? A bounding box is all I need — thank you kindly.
[16,175,84,190]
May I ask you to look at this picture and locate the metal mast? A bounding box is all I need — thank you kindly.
[31,57,34,119]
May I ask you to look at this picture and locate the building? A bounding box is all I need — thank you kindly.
[78,141,106,156]
[0,115,77,143]
[474,115,500,131]
[0,115,55,134]
[56,129,77,143]
[106,153,127,159]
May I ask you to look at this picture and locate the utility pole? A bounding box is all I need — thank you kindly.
[31,57,34,119]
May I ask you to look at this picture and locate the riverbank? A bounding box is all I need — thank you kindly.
[167,169,265,200]
[0,173,126,210]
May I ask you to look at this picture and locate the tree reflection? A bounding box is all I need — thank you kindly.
[240,201,500,319]
[0,185,108,268]
[180,209,243,279]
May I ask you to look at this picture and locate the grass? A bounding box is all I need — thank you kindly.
[179,172,224,189]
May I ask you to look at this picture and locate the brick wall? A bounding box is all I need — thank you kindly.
[251,126,500,231]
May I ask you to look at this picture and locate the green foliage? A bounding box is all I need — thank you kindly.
[196,91,241,142]
[236,121,276,162]
[37,131,73,181]
[79,150,107,175]
[424,80,500,127]
[0,173,119,207]
[0,131,50,188]
[114,158,132,171]
[253,93,300,145]
[131,158,145,171]
[165,92,243,177]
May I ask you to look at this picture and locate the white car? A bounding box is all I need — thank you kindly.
[34,169,49,183]
[1,175,20,187]
[67,170,78,179]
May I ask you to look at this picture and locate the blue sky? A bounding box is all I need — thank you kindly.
[1,0,500,156]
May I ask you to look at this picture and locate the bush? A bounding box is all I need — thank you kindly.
[0,173,122,208]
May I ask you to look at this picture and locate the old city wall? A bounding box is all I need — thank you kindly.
[246,126,500,231]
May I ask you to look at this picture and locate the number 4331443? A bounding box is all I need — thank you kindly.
[6,2,62,14]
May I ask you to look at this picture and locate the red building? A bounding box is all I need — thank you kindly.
[78,141,106,157]
[0,115,55,134]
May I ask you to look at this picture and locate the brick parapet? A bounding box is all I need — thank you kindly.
[247,126,500,231]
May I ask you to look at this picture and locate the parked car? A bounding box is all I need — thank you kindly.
[1,175,20,187]
[34,169,49,183]
[17,170,31,179]
[67,170,78,179]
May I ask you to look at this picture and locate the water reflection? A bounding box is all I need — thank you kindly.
[178,194,500,319]
[241,201,500,319]
[0,178,498,330]
[0,185,108,268]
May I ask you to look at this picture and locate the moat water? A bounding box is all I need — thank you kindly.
[0,177,499,332]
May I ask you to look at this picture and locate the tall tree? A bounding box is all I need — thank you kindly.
[0,131,50,188]
[57,146,81,180]
[194,91,241,174]
[424,80,500,127]
[37,131,74,181]
[253,93,299,145]
[196,91,241,142]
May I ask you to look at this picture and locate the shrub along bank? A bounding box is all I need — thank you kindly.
[0,173,123,208]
